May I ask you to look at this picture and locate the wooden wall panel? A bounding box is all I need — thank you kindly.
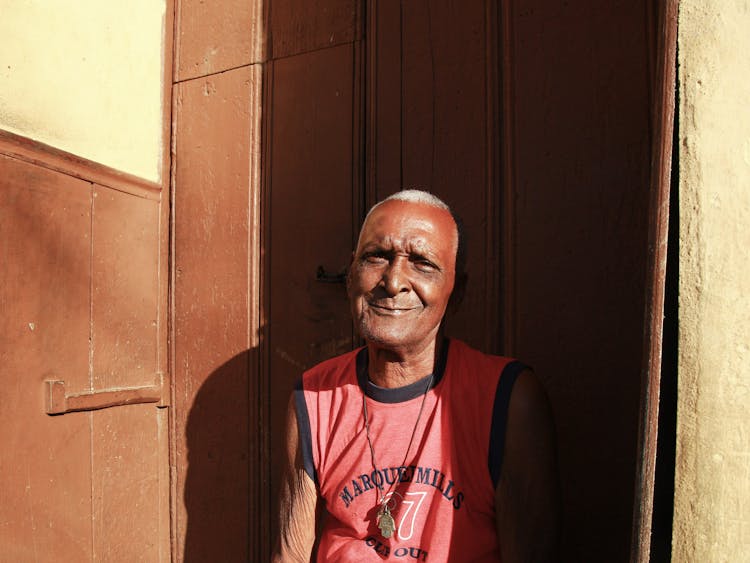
[91,406,163,560]
[90,187,165,560]
[91,187,160,389]
[0,155,93,561]
[173,64,261,561]
[504,1,652,559]
[266,44,356,540]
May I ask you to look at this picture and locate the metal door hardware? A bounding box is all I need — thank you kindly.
[45,372,169,415]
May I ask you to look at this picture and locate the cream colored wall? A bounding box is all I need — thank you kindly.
[674,0,750,560]
[0,1,166,183]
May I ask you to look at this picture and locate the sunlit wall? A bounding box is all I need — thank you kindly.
[674,0,750,559]
[0,0,166,182]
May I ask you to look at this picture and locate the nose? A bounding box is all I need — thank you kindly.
[382,256,411,296]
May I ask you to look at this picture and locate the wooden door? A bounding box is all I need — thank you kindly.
[170,1,662,561]
[0,142,170,561]
[264,1,661,561]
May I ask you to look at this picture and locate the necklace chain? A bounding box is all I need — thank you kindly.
[362,372,434,507]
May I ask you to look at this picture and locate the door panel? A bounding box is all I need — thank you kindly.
[90,185,166,560]
[92,186,160,388]
[91,405,167,560]
[0,155,94,562]
[504,1,652,558]
[0,154,169,561]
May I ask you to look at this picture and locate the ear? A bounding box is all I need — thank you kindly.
[447,272,468,314]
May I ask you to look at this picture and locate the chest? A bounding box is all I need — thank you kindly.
[316,391,495,522]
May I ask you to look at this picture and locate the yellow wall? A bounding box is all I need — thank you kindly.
[675,0,750,559]
[0,1,166,182]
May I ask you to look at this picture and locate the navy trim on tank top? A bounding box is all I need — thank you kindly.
[488,360,528,487]
[356,338,450,403]
[293,378,318,486]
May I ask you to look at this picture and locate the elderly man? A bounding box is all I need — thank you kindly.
[274,190,560,562]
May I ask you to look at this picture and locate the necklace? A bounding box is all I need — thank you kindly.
[362,372,434,539]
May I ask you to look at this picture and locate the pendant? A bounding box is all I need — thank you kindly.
[377,504,396,539]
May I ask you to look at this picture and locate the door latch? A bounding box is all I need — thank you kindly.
[45,372,169,415]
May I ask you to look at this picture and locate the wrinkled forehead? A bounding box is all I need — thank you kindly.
[356,200,458,255]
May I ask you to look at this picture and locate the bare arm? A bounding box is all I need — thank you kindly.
[496,370,561,562]
[272,393,319,563]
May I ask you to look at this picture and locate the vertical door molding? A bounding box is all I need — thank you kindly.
[499,0,519,355]
[629,0,679,560]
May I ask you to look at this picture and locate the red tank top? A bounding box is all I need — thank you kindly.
[296,338,524,562]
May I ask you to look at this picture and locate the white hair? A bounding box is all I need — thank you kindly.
[365,189,450,222]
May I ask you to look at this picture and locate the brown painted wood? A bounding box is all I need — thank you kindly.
[630,1,678,561]
[0,155,94,561]
[88,183,168,560]
[92,405,165,560]
[270,0,360,59]
[1,155,170,561]
[174,0,265,82]
[172,63,262,562]
[503,1,656,559]
[92,186,160,390]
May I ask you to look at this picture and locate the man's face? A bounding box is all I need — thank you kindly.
[348,199,458,354]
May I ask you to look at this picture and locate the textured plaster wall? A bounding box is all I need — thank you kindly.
[674,0,750,559]
[0,1,165,182]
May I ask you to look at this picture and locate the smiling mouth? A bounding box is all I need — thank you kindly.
[368,302,419,313]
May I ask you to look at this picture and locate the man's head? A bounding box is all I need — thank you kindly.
[348,190,465,353]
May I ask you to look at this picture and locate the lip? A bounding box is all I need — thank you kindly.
[367,302,420,313]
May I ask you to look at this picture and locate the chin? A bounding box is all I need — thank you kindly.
[357,322,431,352]
[358,322,408,349]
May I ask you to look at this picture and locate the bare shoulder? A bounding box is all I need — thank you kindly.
[507,369,555,434]
[496,368,561,562]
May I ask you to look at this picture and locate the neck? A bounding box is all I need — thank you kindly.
[366,336,443,389]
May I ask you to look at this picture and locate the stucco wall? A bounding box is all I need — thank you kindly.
[0,1,165,182]
[674,0,750,559]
